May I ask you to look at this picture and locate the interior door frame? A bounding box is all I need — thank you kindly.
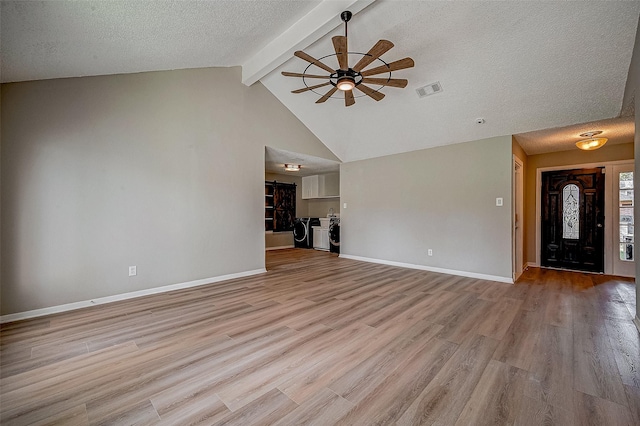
[535,160,633,274]
[513,155,524,281]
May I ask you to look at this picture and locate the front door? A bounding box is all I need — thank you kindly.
[541,168,605,272]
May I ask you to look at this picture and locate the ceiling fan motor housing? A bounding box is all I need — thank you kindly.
[334,68,361,89]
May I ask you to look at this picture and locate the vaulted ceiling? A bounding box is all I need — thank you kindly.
[2,1,639,163]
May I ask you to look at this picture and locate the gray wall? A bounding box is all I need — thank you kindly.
[636,81,639,323]
[1,67,338,315]
[340,135,513,279]
[632,17,640,322]
[307,198,340,218]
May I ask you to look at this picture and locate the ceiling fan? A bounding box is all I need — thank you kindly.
[282,10,415,107]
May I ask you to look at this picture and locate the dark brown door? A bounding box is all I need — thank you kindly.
[541,168,604,272]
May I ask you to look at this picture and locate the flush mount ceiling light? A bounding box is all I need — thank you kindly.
[284,164,301,172]
[281,10,415,107]
[576,131,608,151]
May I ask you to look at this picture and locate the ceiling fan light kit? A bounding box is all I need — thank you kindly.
[282,10,415,107]
[575,131,608,151]
[336,76,356,91]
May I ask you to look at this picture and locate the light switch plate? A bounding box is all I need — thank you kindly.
[496,198,503,207]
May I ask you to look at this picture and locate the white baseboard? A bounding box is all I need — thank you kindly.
[0,268,266,324]
[339,254,513,284]
[265,245,295,251]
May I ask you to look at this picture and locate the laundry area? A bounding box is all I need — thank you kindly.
[293,215,340,253]
[265,147,341,254]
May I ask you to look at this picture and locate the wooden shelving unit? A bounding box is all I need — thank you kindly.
[265,181,296,232]
[265,182,275,231]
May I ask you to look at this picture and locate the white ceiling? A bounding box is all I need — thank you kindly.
[2,1,639,164]
[0,0,322,82]
[265,147,340,176]
[514,116,635,156]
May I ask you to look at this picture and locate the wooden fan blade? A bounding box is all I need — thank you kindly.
[316,87,339,103]
[355,84,385,101]
[361,77,408,88]
[345,90,355,107]
[282,71,330,79]
[294,51,336,73]
[292,82,331,94]
[360,58,415,77]
[332,36,349,70]
[352,40,394,72]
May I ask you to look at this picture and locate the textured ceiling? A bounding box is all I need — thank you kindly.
[262,1,640,162]
[2,1,639,163]
[0,0,321,82]
[265,147,340,176]
[514,116,635,156]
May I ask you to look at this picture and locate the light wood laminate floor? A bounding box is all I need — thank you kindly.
[1,249,639,425]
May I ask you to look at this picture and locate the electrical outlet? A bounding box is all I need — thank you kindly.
[128,266,137,276]
[428,249,433,256]
[496,197,503,207]
[343,202,347,209]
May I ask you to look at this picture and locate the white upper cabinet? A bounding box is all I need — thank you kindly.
[302,173,340,199]
[302,175,318,199]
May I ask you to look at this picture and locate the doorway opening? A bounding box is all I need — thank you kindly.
[264,146,341,255]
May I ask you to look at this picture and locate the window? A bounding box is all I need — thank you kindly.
[619,172,634,261]
[562,184,580,239]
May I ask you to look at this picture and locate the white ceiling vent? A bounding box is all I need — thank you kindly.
[416,81,443,98]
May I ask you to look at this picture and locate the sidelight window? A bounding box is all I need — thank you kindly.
[619,172,634,261]
[563,184,580,239]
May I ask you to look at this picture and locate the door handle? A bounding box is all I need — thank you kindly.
[597,223,603,228]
